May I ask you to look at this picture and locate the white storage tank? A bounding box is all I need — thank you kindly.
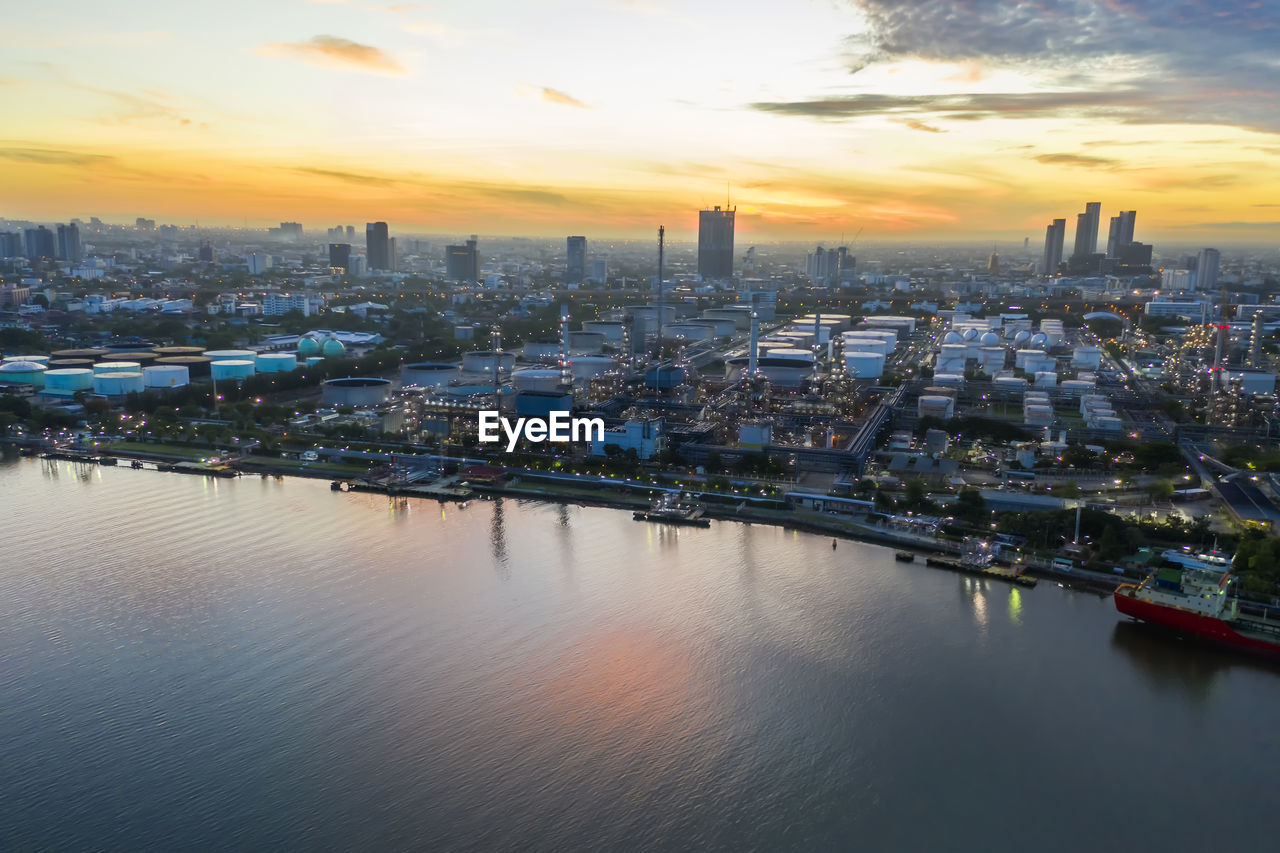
[402,362,458,389]
[305,356,325,368]
[841,336,891,356]
[322,377,392,407]
[566,356,616,382]
[204,349,258,363]
[567,331,606,353]
[43,368,94,396]
[512,368,567,392]
[143,364,190,389]
[978,347,1006,371]
[691,317,735,337]
[932,373,965,387]
[1035,371,1058,387]
[0,360,47,387]
[662,323,714,342]
[769,348,815,364]
[522,341,563,361]
[93,361,141,374]
[994,376,1028,391]
[582,321,626,342]
[210,360,256,381]
[257,353,298,373]
[843,351,886,379]
[461,350,516,374]
[92,371,145,396]
[918,395,955,419]
[3,354,50,365]
[1071,346,1102,369]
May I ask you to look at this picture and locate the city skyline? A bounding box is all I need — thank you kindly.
[2,1,1279,242]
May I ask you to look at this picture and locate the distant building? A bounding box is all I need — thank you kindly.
[246,251,272,275]
[56,223,82,264]
[273,221,303,241]
[987,251,999,274]
[566,236,586,284]
[588,257,608,284]
[1106,210,1137,257]
[329,243,351,271]
[1042,218,1065,275]
[365,221,390,271]
[1072,201,1101,260]
[198,242,216,263]
[135,217,156,230]
[1197,248,1221,292]
[445,235,480,282]
[697,206,735,279]
[263,292,323,317]
[0,232,23,258]
[1162,268,1195,291]
[22,227,55,261]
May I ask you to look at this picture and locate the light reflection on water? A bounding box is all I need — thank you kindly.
[1,455,1278,851]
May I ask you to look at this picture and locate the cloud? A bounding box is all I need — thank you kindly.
[528,86,589,108]
[0,147,114,166]
[292,167,398,186]
[1033,153,1119,169]
[896,118,945,133]
[752,90,1149,121]
[257,36,406,75]
[759,1,1280,134]
[77,85,193,126]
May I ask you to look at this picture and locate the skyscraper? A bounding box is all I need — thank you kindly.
[23,226,55,261]
[1042,219,1065,275]
[1072,201,1101,259]
[365,222,390,271]
[329,243,351,271]
[445,235,479,282]
[56,223,81,263]
[1197,248,1221,292]
[566,236,586,284]
[0,232,22,258]
[697,206,735,279]
[1107,210,1137,257]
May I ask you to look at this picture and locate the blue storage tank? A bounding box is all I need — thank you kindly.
[644,364,684,389]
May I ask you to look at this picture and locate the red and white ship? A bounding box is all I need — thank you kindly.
[1114,549,1280,659]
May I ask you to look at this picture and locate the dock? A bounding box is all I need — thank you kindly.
[923,555,1039,588]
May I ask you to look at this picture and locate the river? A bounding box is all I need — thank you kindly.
[2,456,1277,851]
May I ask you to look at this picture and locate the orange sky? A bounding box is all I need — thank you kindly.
[3,0,1279,242]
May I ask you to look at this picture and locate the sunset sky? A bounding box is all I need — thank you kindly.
[2,0,1279,242]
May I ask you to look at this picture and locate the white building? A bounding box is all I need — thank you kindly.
[263,292,324,317]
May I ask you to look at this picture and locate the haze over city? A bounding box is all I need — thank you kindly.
[3,0,1279,241]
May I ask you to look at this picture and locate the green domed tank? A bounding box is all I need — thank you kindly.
[321,337,346,358]
[297,336,322,357]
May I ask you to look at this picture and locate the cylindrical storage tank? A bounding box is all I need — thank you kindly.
[152,346,206,357]
[210,359,256,381]
[932,373,965,387]
[522,341,563,361]
[662,323,714,342]
[46,358,96,371]
[305,356,325,368]
[978,347,1006,371]
[645,364,685,389]
[143,364,190,389]
[980,332,1001,346]
[841,336,891,356]
[3,354,50,365]
[994,376,1028,391]
[51,348,108,361]
[100,352,158,367]
[321,338,346,358]
[940,343,967,360]
[1072,346,1102,368]
[843,351,885,379]
[205,349,258,363]
[322,377,391,407]
[1025,354,1056,374]
[103,340,156,352]
[567,356,616,382]
[1035,371,1058,387]
[92,371,145,396]
[582,321,627,342]
[918,395,956,419]
[0,361,47,387]
[770,347,815,363]
[512,368,567,392]
[1014,349,1039,369]
[43,368,94,396]
[402,362,458,389]
[567,331,606,353]
[461,351,516,374]
[156,356,212,378]
[257,353,298,373]
[691,317,736,337]
[780,330,816,348]
[851,328,898,344]
[297,336,322,358]
[93,361,141,374]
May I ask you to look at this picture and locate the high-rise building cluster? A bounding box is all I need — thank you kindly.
[1040,202,1150,276]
